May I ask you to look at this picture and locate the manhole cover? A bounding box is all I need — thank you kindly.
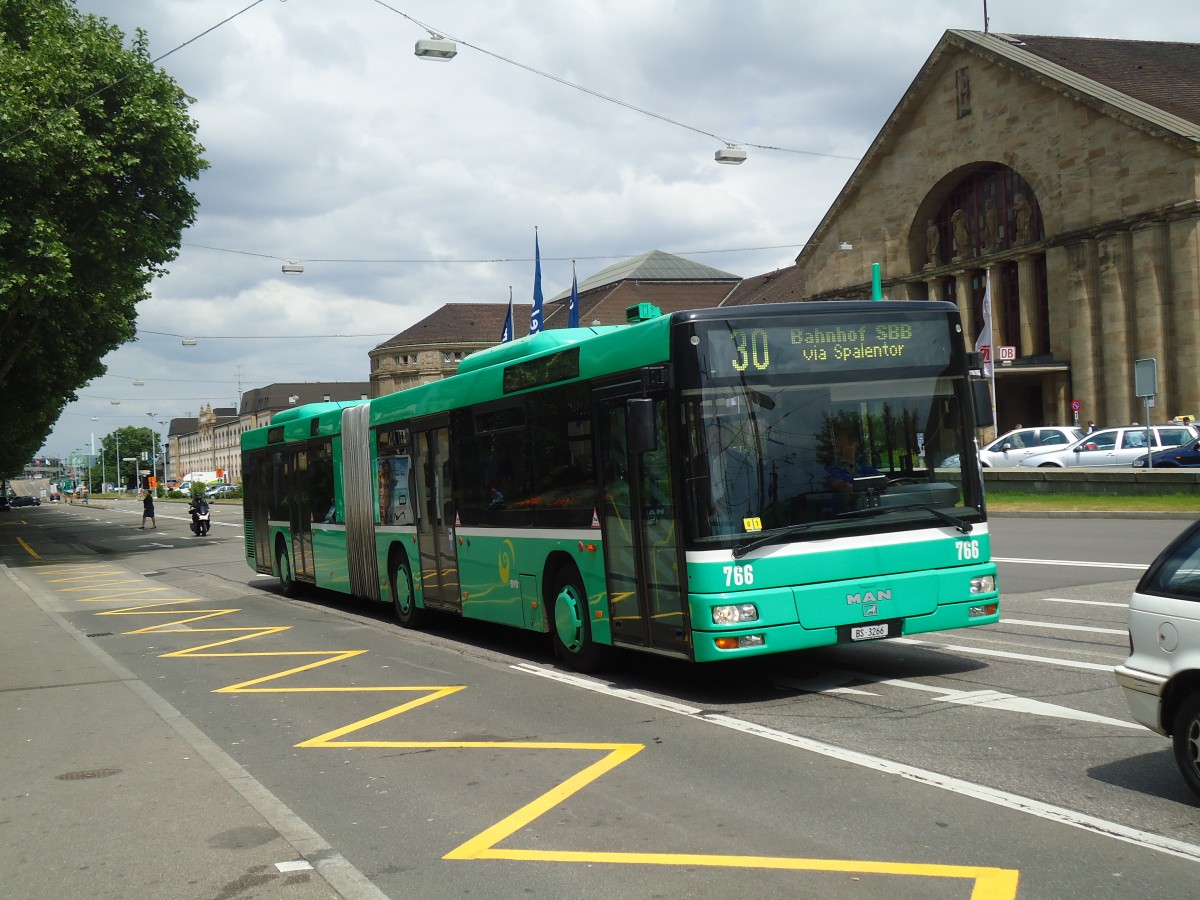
[56,768,122,781]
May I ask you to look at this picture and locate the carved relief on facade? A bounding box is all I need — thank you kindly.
[951,208,971,261]
[955,67,971,118]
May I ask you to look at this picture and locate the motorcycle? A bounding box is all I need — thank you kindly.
[189,499,211,536]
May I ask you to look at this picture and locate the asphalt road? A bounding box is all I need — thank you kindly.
[3,499,1199,899]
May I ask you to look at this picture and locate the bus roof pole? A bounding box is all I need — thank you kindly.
[871,263,882,301]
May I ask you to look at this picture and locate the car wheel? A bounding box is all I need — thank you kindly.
[550,566,609,673]
[276,541,297,598]
[390,552,423,629]
[1172,691,1200,799]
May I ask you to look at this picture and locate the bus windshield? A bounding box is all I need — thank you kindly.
[680,311,981,548]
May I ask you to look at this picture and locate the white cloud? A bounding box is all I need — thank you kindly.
[41,0,1199,455]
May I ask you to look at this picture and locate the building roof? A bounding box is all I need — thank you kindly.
[720,266,808,306]
[542,280,740,328]
[547,249,740,302]
[985,33,1200,135]
[238,382,371,415]
[376,302,533,349]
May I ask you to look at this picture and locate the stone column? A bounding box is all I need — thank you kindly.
[1016,254,1039,356]
[1063,240,1099,425]
[1049,373,1071,427]
[924,277,940,302]
[1096,231,1134,425]
[955,270,974,352]
[1169,213,1200,419]
[1130,222,1167,419]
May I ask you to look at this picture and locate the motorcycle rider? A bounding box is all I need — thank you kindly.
[188,491,210,535]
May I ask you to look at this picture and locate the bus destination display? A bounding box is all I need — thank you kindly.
[703,316,952,378]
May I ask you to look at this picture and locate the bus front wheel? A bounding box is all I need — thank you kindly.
[550,568,608,673]
[390,553,423,629]
[276,542,297,598]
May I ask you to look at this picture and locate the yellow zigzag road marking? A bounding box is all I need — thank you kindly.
[49,566,1016,897]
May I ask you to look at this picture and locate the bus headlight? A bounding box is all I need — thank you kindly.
[969,574,996,594]
[712,603,759,625]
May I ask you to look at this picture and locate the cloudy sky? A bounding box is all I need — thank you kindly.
[44,0,1198,459]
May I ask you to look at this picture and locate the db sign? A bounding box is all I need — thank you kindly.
[996,345,1017,362]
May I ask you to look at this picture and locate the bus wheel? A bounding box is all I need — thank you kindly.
[276,542,297,598]
[550,568,608,673]
[390,554,423,629]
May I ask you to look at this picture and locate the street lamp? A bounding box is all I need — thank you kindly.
[414,34,457,60]
[92,419,104,492]
[146,413,158,494]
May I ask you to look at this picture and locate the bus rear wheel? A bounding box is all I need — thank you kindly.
[390,554,423,629]
[276,542,297,598]
[550,568,608,673]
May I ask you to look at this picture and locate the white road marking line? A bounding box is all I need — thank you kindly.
[1000,618,1126,635]
[890,637,1117,670]
[513,662,1200,863]
[1042,597,1127,608]
[993,556,1147,570]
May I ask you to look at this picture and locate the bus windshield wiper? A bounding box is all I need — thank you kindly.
[916,505,973,534]
[731,505,972,558]
[833,503,973,534]
[731,520,838,558]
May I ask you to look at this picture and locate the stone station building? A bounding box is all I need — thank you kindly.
[776,30,1200,432]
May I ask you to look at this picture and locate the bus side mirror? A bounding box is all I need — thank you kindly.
[972,379,994,428]
[627,398,658,453]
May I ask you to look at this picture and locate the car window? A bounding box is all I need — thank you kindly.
[1081,431,1117,451]
[1158,428,1190,446]
[1141,524,1200,601]
[1038,430,1069,446]
[1121,432,1147,449]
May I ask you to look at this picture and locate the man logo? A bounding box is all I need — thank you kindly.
[846,589,891,605]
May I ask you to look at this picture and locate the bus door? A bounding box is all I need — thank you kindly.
[595,390,690,657]
[412,423,461,611]
[286,448,314,583]
[245,451,272,572]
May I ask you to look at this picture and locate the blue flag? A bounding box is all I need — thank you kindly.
[530,230,544,335]
[568,261,579,328]
[500,295,514,343]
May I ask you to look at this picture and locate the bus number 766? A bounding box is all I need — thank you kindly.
[723,565,754,586]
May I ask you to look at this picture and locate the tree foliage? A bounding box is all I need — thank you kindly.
[0,1,207,476]
[97,425,156,491]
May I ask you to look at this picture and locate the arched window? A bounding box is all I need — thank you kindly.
[923,164,1043,267]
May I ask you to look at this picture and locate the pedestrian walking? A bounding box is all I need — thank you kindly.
[140,491,156,529]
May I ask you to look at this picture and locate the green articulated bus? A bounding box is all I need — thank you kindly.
[242,300,998,670]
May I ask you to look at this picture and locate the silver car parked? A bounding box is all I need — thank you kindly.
[1016,425,1198,468]
[977,426,1084,468]
[1115,518,1200,798]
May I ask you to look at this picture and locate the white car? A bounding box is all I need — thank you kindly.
[977,426,1084,468]
[1115,518,1200,797]
[1016,425,1198,468]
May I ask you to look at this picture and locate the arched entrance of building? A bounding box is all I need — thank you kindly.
[908,163,1063,434]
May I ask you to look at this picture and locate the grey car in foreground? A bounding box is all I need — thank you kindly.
[1115,518,1200,798]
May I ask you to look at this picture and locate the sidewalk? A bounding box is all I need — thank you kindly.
[0,564,378,900]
